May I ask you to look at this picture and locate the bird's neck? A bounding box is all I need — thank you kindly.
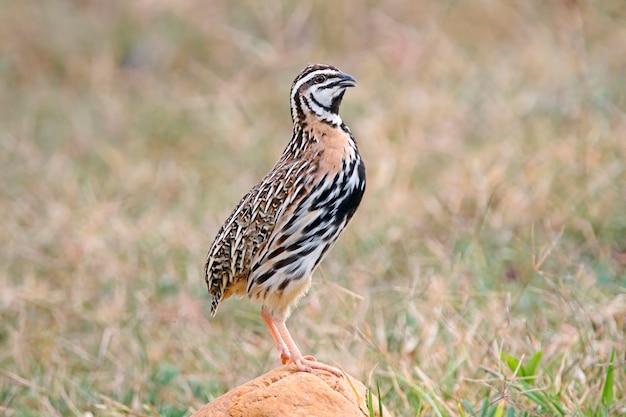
[285,113,352,159]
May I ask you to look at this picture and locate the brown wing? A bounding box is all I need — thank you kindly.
[204,157,311,316]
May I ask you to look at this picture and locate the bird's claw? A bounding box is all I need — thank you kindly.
[291,356,343,377]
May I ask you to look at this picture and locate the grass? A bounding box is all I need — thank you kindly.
[1,1,624,416]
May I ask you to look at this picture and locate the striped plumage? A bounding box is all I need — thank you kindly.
[205,64,365,376]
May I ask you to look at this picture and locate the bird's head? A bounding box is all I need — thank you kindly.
[290,64,356,126]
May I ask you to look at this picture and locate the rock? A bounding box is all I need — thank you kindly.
[191,364,391,417]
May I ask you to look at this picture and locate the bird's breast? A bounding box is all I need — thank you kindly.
[304,122,357,178]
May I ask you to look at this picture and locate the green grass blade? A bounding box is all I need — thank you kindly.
[494,399,505,417]
[601,348,615,408]
[502,353,526,378]
[377,381,384,417]
[460,399,475,416]
[395,374,445,417]
[479,398,490,417]
[367,387,375,417]
[525,351,543,380]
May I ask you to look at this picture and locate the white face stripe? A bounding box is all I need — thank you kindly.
[291,69,342,101]
[304,95,343,125]
[290,68,350,125]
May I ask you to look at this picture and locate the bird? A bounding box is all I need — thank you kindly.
[204,64,365,377]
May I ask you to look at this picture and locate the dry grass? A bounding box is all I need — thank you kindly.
[1,1,624,416]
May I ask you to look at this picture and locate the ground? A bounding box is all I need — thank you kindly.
[0,1,624,416]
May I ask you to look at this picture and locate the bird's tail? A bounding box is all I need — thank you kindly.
[210,294,220,317]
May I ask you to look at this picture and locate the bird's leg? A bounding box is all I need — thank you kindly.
[260,308,291,364]
[273,318,343,377]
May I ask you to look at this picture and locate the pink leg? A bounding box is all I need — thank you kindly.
[273,319,343,377]
[261,308,290,364]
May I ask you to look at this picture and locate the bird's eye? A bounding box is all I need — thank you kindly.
[314,75,326,84]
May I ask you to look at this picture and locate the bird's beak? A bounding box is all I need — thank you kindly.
[338,73,357,88]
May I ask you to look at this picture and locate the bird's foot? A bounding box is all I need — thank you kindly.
[282,354,314,365]
[291,356,343,377]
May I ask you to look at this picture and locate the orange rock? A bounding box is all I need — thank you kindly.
[191,364,391,417]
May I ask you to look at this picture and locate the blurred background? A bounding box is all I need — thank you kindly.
[1,1,624,415]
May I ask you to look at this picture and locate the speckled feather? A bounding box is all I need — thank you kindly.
[205,64,365,322]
